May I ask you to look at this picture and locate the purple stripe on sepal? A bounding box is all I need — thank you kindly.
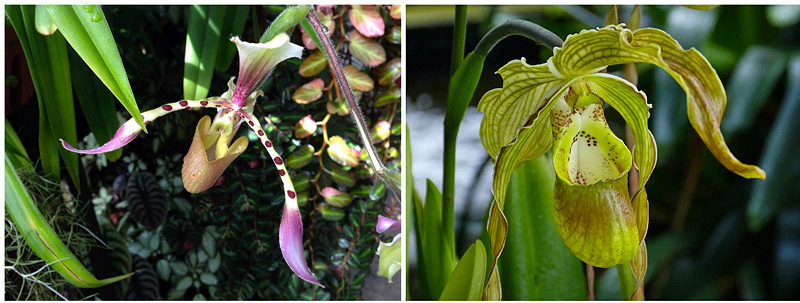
[377,215,400,233]
[279,204,323,287]
[60,122,140,154]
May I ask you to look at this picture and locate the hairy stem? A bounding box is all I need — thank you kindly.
[305,9,399,198]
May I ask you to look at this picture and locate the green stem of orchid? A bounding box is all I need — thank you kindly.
[616,263,636,300]
[473,20,564,57]
[441,5,470,251]
[450,5,468,76]
[260,5,310,43]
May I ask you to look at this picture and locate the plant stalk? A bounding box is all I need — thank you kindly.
[450,5,467,76]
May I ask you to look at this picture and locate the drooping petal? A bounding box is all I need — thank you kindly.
[61,98,231,154]
[181,116,249,193]
[230,34,303,108]
[236,110,321,287]
[550,24,764,179]
[376,215,400,233]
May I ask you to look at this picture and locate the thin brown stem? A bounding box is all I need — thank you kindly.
[586,263,595,300]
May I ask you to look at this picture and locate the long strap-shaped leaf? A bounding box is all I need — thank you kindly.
[183,5,226,101]
[43,5,147,132]
[5,156,136,288]
[7,5,80,189]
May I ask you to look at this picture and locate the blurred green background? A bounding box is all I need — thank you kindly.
[407,5,800,300]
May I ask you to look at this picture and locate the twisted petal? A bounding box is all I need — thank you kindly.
[477,58,564,159]
[61,98,231,154]
[551,24,764,179]
[236,110,321,287]
[181,116,248,193]
[231,34,303,107]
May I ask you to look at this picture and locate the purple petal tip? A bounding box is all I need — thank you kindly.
[377,215,400,233]
[280,205,323,287]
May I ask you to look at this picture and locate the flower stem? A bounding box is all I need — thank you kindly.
[473,20,564,57]
[450,5,468,76]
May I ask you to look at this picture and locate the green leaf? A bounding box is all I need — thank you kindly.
[292,78,325,104]
[349,31,386,67]
[499,156,587,300]
[378,57,402,86]
[176,276,193,291]
[326,97,350,116]
[183,5,226,100]
[215,5,250,72]
[200,273,218,286]
[722,46,787,136]
[68,46,122,161]
[330,164,356,188]
[5,119,33,170]
[439,240,487,300]
[369,121,391,143]
[42,5,146,132]
[35,5,57,35]
[747,56,800,231]
[8,6,79,187]
[343,65,374,92]
[327,136,359,167]
[349,5,384,38]
[5,155,135,288]
[374,83,400,107]
[299,50,327,77]
[421,180,457,299]
[321,187,352,208]
[317,203,345,221]
[285,144,315,169]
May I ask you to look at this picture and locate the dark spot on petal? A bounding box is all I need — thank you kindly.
[273,157,283,165]
[179,101,188,107]
[258,130,264,136]
[248,121,254,126]
[287,190,296,199]
[278,169,286,176]
[200,101,208,107]
[265,141,272,148]
[162,105,172,111]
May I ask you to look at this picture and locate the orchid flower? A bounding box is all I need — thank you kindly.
[479,24,765,291]
[376,215,401,282]
[59,33,324,286]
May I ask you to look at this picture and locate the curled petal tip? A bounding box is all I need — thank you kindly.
[279,204,323,287]
[376,215,400,233]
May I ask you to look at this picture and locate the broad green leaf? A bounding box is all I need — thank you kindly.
[374,83,400,107]
[330,164,356,187]
[183,5,226,100]
[378,57,401,85]
[42,5,146,132]
[285,144,314,169]
[5,119,33,170]
[551,24,764,179]
[407,126,431,297]
[349,5,384,38]
[747,56,800,232]
[349,31,386,67]
[5,155,136,288]
[299,50,327,77]
[292,78,325,104]
[421,180,457,299]
[343,65,374,92]
[722,46,787,136]
[326,136,359,167]
[317,203,345,221]
[499,156,587,300]
[68,47,122,161]
[8,6,79,187]
[321,187,351,208]
[439,240,487,300]
[386,25,401,45]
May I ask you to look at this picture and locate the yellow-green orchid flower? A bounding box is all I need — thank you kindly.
[60,34,324,286]
[478,23,765,291]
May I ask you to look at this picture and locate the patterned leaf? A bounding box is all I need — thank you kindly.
[299,50,327,77]
[349,31,386,66]
[292,78,325,104]
[349,5,384,37]
[344,65,374,92]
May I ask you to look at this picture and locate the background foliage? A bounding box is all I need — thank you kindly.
[407,5,800,300]
[6,5,401,300]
